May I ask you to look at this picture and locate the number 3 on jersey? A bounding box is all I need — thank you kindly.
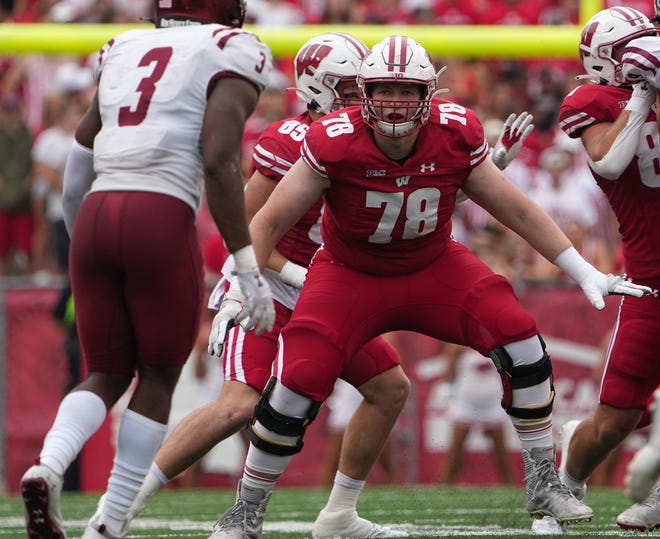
[119,47,173,127]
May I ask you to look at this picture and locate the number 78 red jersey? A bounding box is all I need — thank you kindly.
[301,102,488,275]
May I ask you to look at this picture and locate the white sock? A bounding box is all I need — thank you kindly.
[323,471,365,512]
[510,379,555,452]
[39,391,107,476]
[138,463,168,498]
[243,445,293,492]
[560,469,586,495]
[102,409,167,523]
[649,388,660,448]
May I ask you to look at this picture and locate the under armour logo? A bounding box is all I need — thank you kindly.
[420,163,436,173]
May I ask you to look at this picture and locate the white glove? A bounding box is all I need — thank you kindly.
[208,280,254,357]
[554,247,652,310]
[232,245,276,336]
[625,444,660,502]
[278,260,307,289]
[622,36,660,88]
[490,112,534,171]
[625,81,656,115]
[579,272,652,310]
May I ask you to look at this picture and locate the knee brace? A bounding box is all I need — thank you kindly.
[489,335,554,420]
[247,377,323,456]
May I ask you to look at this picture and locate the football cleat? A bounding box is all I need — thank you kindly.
[616,481,660,531]
[21,464,67,539]
[313,507,409,539]
[523,447,593,524]
[81,495,129,539]
[208,480,272,539]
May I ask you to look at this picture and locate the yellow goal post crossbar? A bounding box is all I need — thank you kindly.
[0,0,604,58]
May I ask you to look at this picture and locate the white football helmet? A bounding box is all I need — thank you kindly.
[357,36,437,137]
[294,33,368,114]
[579,7,658,85]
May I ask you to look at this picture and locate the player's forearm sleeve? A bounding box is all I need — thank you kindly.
[62,140,95,236]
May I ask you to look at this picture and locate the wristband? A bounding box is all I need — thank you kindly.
[624,83,655,115]
[279,261,307,288]
[553,247,594,285]
[62,139,96,236]
[624,94,654,115]
[233,245,258,272]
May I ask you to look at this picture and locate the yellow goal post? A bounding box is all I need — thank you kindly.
[0,0,606,58]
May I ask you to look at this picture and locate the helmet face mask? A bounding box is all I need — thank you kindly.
[357,36,437,137]
[579,7,658,85]
[362,82,428,138]
[155,0,246,28]
[294,33,369,115]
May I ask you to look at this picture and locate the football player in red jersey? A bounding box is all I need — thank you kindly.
[19,1,275,538]
[209,35,652,538]
[549,5,660,532]
[126,32,411,539]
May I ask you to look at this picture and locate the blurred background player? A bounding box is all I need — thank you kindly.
[0,93,33,276]
[19,1,275,538]
[440,345,514,485]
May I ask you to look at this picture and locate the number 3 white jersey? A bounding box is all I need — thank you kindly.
[91,25,272,211]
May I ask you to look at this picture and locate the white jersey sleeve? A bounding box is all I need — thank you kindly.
[91,25,272,210]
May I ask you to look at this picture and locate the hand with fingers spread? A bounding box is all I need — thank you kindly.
[555,247,653,310]
[491,112,534,171]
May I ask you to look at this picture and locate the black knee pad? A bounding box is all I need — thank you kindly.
[489,335,554,420]
[247,377,323,456]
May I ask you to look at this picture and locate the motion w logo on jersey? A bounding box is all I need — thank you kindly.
[396,176,411,187]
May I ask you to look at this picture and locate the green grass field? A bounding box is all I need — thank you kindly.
[0,485,646,538]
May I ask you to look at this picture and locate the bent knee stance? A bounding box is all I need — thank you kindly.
[490,335,554,420]
[248,377,323,456]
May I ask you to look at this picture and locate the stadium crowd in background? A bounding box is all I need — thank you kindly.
[0,0,637,285]
[3,1,660,536]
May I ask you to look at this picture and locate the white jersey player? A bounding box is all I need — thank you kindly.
[19,1,275,539]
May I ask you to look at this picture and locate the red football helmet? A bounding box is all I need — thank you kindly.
[155,0,246,28]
